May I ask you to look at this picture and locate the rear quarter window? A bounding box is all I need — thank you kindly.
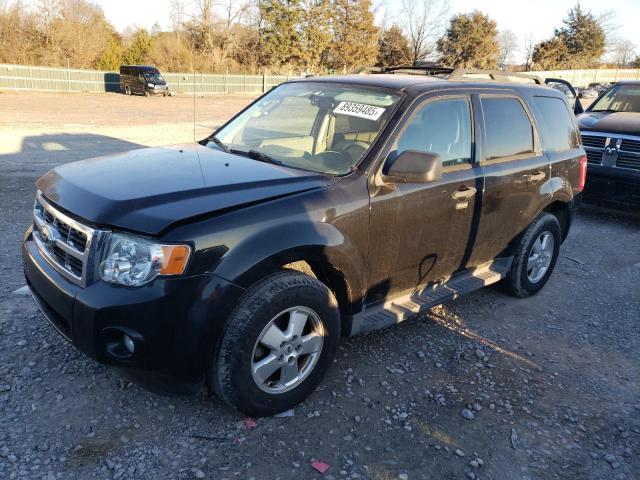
[533,96,580,152]
[481,96,534,160]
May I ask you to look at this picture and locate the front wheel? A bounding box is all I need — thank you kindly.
[504,213,561,298]
[210,271,340,417]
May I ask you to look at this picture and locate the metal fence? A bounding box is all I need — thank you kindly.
[532,68,640,87]
[0,64,297,94]
[2,63,640,93]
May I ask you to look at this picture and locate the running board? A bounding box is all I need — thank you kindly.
[349,257,512,336]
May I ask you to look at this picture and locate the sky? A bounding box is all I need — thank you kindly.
[82,0,640,62]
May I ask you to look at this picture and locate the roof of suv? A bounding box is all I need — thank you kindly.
[294,71,557,95]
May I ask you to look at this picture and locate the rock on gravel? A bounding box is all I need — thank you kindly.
[461,408,475,420]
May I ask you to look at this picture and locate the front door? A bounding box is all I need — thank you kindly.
[467,93,551,267]
[367,94,482,303]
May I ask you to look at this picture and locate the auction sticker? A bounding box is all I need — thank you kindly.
[333,102,385,121]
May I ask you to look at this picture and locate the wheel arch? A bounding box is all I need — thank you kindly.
[543,200,572,242]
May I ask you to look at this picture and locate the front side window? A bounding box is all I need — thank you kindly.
[392,98,473,168]
[589,84,640,113]
[481,97,534,160]
[212,82,401,174]
[534,96,580,152]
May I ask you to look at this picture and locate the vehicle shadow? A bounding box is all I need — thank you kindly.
[578,202,640,227]
[1,133,145,173]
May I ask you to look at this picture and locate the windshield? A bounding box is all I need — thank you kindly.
[589,84,640,113]
[209,82,402,174]
[144,73,164,83]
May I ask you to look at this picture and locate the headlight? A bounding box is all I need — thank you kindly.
[147,83,154,88]
[99,233,191,286]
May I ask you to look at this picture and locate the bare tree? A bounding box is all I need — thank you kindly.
[398,0,449,65]
[498,29,518,69]
[523,33,535,71]
[611,40,636,67]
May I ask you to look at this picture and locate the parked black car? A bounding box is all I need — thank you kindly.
[119,65,169,96]
[23,69,586,416]
[578,81,640,208]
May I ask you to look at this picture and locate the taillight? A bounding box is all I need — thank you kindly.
[578,154,587,192]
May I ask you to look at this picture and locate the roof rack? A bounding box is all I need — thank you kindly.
[448,69,543,85]
[371,65,543,85]
[385,65,455,76]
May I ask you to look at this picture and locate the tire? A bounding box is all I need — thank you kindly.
[124,85,131,95]
[144,89,150,97]
[504,213,561,298]
[210,270,340,417]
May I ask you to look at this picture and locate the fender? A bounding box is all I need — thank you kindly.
[212,220,366,311]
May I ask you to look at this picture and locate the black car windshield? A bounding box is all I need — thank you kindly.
[589,84,640,113]
[208,82,401,174]
[144,73,164,83]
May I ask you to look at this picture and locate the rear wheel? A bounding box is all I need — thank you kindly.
[504,213,561,298]
[124,85,131,95]
[210,271,340,417]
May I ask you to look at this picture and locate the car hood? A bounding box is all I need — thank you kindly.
[37,143,333,235]
[577,112,640,136]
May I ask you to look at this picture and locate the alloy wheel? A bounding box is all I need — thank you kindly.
[251,306,324,394]
[527,231,555,283]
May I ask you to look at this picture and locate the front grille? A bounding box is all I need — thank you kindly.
[33,192,96,287]
[581,135,607,149]
[621,138,640,153]
[616,151,640,170]
[585,150,602,165]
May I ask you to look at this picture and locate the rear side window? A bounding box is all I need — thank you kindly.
[481,97,534,160]
[533,96,580,151]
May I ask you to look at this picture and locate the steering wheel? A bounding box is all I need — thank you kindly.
[339,141,369,162]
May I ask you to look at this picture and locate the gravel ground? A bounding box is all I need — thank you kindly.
[1,91,639,480]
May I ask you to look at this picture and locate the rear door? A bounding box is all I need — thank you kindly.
[367,92,482,302]
[467,91,551,267]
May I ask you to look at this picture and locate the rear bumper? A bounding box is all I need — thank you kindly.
[23,227,244,386]
[583,165,640,208]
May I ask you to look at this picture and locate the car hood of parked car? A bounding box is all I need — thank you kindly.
[578,111,640,136]
[36,143,334,235]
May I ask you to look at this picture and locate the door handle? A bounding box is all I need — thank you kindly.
[526,171,546,182]
[452,186,477,200]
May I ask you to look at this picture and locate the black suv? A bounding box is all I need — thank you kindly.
[578,81,640,208]
[23,69,586,416]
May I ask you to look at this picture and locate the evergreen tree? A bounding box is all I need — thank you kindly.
[437,11,500,69]
[377,25,411,68]
[299,0,333,72]
[97,35,123,70]
[259,0,303,69]
[531,4,606,70]
[532,37,570,70]
[555,3,605,68]
[330,0,379,71]
[122,29,153,65]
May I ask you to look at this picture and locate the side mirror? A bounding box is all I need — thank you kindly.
[385,150,442,183]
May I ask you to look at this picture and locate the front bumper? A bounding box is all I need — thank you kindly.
[583,165,640,208]
[23,228,244,385]
[147,86,169,95]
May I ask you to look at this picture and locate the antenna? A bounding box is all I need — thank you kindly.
[193,66,196,142]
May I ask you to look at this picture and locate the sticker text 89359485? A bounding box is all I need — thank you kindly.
[333,102,385,121]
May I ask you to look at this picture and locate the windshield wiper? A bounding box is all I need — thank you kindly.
[230,149,284,166]
[589,109,620,113]
[209,135,229,152]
